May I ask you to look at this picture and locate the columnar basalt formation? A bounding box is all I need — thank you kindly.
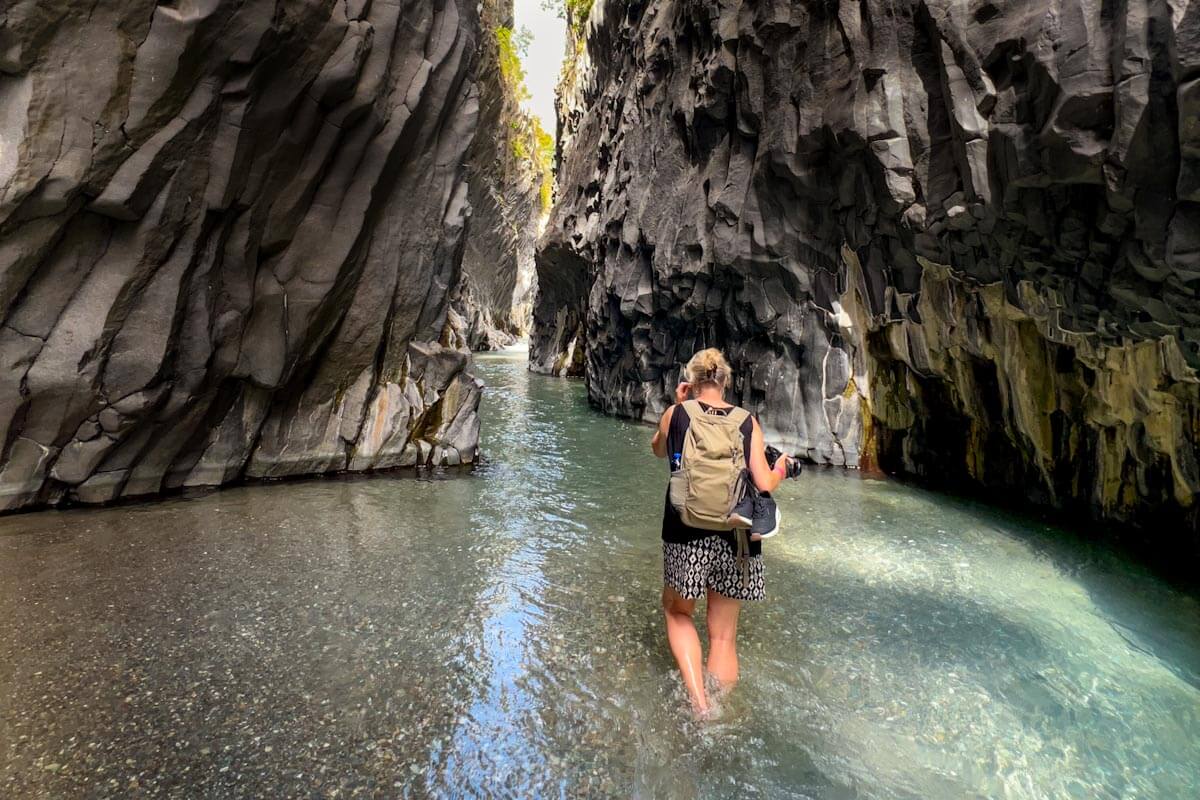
[0,0,484,510]
[535,0,1200,541]
[455,0,552,351]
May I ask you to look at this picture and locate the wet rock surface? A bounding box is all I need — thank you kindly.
[0,0,484,510]
[535,0,1200,543]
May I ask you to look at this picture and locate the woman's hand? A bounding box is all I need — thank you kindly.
[773,453,792,479]
[675,382,691,404]
[748,421,784,493]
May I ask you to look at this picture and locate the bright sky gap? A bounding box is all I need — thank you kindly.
[514,0,567,139]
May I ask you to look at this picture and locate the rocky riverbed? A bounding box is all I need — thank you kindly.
[2,350,1197,798]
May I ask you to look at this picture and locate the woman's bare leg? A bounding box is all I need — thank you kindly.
[705,589,742,687]
[662,585,707,712]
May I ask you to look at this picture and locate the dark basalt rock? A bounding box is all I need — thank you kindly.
[0,0,485,510]
[535,0,1200,545]
[529,238,588,376]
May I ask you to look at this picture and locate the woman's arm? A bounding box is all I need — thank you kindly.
[748,417,788,492]
[652,382,690,458]
[651,405,675,458]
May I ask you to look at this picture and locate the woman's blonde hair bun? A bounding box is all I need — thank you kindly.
[684,348,732,388]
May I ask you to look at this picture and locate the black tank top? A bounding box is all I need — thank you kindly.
[661,402,762,557]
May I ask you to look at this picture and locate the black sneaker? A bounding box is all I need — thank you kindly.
[751,494,780,540]
[727,494,754,529]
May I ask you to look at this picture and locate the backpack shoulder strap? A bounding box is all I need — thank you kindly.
[727,407,751,427]
[681,399,704,419]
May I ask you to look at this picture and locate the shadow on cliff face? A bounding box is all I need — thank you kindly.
[530,239,588,376]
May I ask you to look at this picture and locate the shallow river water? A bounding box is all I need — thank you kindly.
[2,348,1199,799]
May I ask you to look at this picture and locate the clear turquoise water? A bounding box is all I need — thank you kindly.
[1,347,1198,798]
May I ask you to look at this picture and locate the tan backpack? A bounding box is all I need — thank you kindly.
[668,400,751,530]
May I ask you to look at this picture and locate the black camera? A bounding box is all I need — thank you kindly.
[765,445,802,479]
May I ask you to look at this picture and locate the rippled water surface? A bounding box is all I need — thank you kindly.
[2,348,1199,799]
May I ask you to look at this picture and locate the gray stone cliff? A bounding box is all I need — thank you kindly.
[455,0,551,351]
[534,0,1200,543]
[0,0,484,510]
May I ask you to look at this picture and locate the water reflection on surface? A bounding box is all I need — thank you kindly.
[1,347,1198,798]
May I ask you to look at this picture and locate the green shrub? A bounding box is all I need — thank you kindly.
[497,21,558,212]
[568,0,595,37]
[531,118,555,211]
[541,0,595,38]
[496,26,530,102]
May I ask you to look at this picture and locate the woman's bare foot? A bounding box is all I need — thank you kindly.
[692,687,726,722]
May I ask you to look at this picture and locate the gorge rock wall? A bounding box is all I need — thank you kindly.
[0,0,484,511]
[528,12,590,377]
[455,0,551,351]
[535,0,1200,542]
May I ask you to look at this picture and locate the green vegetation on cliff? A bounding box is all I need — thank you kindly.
[533,120,554,211]
[540,0,594,38]
[496,25,531,102]
[496,24,555,212]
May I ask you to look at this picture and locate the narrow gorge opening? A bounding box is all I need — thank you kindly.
[451,0,560,354]
[1,1,1198,797]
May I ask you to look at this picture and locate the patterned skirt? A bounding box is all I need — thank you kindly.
[663,534,765,601]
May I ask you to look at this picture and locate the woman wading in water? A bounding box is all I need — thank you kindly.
[651,348,791,715]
